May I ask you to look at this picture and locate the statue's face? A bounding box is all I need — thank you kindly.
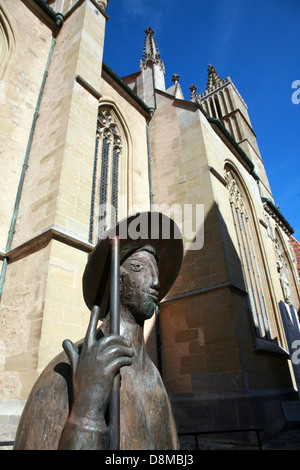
[120,250,160,325]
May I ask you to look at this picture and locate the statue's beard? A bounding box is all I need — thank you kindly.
[120,280,157,325]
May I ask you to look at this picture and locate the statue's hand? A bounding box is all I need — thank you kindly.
[62,306,133,429]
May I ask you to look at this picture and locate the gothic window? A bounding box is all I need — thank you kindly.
[203,100,209,115]
[89,106,124,242]
[209,98,217,118]
[224,87,234,113]
[274,231,297,307]
[225,118,235,141]
[0,5,15,80]
[220,90,228,115]
[232,114,242,142]
[214,95,222,118]
[225,167,273,341]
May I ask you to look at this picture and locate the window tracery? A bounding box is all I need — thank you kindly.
[0,5,15,80]
[90,106,124,242]
[274,233,297,306]
[225,168,272,341]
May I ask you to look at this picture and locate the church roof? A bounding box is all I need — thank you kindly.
[102,62,153,117]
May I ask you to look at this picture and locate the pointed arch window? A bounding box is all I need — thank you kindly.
[274,231,298,308]
[214,95,222,118]
[89,106,125,243]
[225,167,272,341]
[0,5,15,79]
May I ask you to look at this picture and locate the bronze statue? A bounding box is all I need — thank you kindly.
[14,212,183,450]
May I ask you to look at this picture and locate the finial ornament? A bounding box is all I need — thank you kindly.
[145,26,155,36]
[206,64,222,90]
[189,84,198,102]
[95,0,109,10]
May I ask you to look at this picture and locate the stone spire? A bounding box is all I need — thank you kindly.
[140,26,165,74]
[206,64,222,90]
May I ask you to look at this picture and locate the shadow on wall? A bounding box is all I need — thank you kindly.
[145,202,295,435]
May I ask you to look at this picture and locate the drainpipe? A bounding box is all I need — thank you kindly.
[0,13,64,301]
[146,107,155,209]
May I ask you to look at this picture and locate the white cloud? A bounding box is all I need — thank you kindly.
[119,0,177,35]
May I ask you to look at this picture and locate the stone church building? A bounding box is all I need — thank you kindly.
[0,0,300,447]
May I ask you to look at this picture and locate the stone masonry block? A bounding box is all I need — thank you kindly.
[175,329,198,343]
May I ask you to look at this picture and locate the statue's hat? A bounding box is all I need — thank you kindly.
[82,212,183,316]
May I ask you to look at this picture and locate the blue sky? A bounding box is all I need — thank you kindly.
[103,0,300,239]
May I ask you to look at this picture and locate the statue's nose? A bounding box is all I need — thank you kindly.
[151,273,160,292]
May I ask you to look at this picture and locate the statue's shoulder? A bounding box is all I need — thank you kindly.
[14,349,72,449]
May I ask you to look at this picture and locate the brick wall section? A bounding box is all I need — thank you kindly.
[291,236,300,277]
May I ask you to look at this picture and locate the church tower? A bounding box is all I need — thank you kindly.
[190,65,272,198]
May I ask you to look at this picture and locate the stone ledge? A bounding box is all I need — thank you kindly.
[162,281,247,304]
[5,226,94,264]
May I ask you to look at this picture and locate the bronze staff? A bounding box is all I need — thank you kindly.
[109,236,120,449]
